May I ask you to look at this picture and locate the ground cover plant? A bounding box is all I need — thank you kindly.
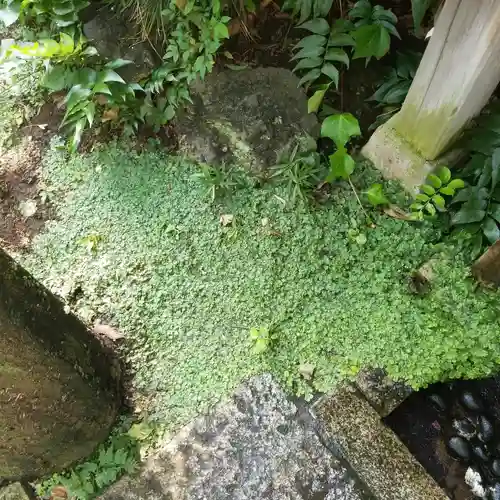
[21,140,500,428]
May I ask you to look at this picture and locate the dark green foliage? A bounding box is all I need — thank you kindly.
[411,0,437,30]
[36,419,145,499]
[451,104,500,258]
[21,142,500,425]
[282,0,333,24]
[291,18,353,90]
[368,51,421,129]
[270,139,323,205]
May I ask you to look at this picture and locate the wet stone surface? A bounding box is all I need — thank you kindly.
[100,374,369,500]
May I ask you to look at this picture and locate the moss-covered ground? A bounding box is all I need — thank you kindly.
[20,140,500,428]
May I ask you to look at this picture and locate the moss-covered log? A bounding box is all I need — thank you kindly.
[0,248,120,482]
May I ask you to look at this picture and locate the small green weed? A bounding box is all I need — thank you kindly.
[410,166,465,220]
[35,419,150,500]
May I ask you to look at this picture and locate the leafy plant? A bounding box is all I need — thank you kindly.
[250,325,271,354]
[192,163,239,201]
[368,51,421,129]
[411,0,439,30]
[292,18,353,91]
[348,0,399,62]
[282,0,333,24]
[36,420,143,500]
[320,112,361,181]
[410,166,465,220]
[270,139,322,206]
[0,0,88,28]
[365,182,389,206]
[448,150,500,255]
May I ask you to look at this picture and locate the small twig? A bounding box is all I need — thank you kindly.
[348,176,371,222]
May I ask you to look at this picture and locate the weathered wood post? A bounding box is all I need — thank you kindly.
[0,249,120,482]
[363,0,500,190]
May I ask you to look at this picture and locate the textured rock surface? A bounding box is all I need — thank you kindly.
[83,9,155,82]
[0,483,31,500]
[355,368,412,417]
[100,374,368,500]
[315,384,448,500]
[175,68,318,169]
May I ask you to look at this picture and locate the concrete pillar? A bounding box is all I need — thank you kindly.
[362,0,500,190]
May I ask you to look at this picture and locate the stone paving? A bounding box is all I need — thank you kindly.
[100,374,370,500]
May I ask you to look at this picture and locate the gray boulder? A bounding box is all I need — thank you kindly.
[83,9,156,82]
[175,67,319,170]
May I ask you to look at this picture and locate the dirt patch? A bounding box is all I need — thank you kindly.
[0,101,63,252]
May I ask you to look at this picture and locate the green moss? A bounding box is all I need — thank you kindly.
[21,139,500,428]
[393,103,458,160]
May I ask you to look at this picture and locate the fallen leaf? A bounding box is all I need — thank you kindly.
[50,486,68,500]
[19,199,37,218]
[298,363,315,381]
[383,204,414,221]
[220,214,234,226]
[93,321,125,341]
[95,94,108,106]
[102,107,119,122]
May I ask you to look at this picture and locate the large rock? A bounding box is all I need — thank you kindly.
[83,9,155,82]
[175,68,319,170]
[100,374,367,499]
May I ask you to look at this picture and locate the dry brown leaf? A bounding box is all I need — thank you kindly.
[383,204,414,221]
[220,214,234,226]
[175,0,187,9]
[102,107,119,122]
[95,94,108,106]
[93,321,125,341]
[50,485,68,500]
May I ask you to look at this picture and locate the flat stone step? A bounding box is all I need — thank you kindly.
[313,384,448,500]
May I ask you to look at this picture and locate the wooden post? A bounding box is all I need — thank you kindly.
[362,0,500,189]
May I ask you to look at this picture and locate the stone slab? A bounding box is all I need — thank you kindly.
[355,368,412,417]
[100,374,370,500]
[314,384,448,500]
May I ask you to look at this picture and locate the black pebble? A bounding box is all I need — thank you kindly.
[448,436,471,461]
[429,394,446,412]
[461,391,485,412]
[479,415,495,443]
[492,459,500,477]
[453,418,476,439]
[472,444,489,462]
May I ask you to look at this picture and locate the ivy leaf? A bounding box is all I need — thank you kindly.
[452,206,487,225]
[482,217,500,244]
[324,48,349,67]
[327,148,355,180]
[0,1,20,26]
[491,148,500,190]
[437,166,451,184]
[298,68,321,87]
[427,174,442,189]
[411,0,434,29]
[432,194,446,210]
[307,86,328,113]
[298,18,330,35]
[421,184,435,196]
[365,183,389,206]
[42,65,68,91]
[489,203,500,224]
[292,57,322,72]
[320,112,361,149]
[320,63,339,87]
[294,34,326,50]
[352,24,390,60]
[105,59,133,70]
[448,179,465,190]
